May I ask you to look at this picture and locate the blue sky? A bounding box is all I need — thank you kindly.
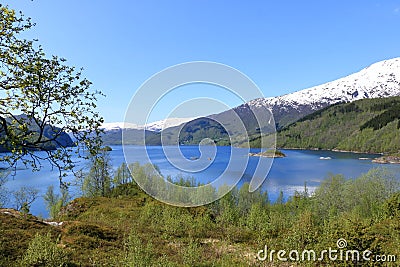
[3,0,400,123]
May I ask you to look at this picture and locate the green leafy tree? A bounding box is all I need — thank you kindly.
[0,5,103,179]
[77,151,112,197]
[237,182,268,218]
[43,185,70,219]
[275,190,284,205]
[344,168,399,219]
[246,202,270,240]
[215,187,239,227]
[383,192,400,219]
[312,174,346,220]
[113,162,133,186]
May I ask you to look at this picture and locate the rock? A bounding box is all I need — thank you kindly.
[44,221,64,227]
[372,156,400,164]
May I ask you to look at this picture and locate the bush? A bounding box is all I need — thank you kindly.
[383,192,400,219]
[181,238,201,266]
[19,233,69,267]
[66,223,118,241]
[118,230,154,267]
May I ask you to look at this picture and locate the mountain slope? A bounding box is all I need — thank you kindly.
[274,96,400,153]
[145,117,196,132]
[0,114,75,152]
[146,117,231,146]
[101,58,400,146]
[249,57,400,128]
[173,58,400,145]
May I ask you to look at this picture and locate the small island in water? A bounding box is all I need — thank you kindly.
[249,149,286,158]
[372,154,400,164]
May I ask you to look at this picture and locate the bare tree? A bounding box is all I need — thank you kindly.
[13,186,39,212]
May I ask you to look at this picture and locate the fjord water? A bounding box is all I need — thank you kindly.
[3,146,400,218]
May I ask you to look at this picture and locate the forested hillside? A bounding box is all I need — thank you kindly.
[275,96,400,153]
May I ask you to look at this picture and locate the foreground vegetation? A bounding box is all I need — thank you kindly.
[1,166,399,266]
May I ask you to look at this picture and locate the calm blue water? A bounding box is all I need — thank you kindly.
[2,146,400,218]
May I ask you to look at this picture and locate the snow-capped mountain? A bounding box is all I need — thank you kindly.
[100,122,144,131]
[101,117,196,132]
[169,57,400,145]
[101,57,400,145]
[247,57,400,127]
[145,117,197,132]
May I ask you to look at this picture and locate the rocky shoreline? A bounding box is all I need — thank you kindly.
[279,147,383,155]
[372,155,400,164]
[260,147,400,163]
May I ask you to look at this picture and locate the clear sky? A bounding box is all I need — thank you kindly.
[3,0,400,123]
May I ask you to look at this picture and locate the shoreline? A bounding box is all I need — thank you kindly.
[277,147,384,155]
[278,147,400,164]
[371,155,400,164]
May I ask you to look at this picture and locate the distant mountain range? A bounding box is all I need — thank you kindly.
[101,117,196,132]
[100,118,196,145]
[102,57,400,146]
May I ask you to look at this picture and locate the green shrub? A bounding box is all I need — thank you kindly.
[118,230,154,267]
[19,233,69,267]
[66,223,118,241]
[181,238,201,266]
[383,192,400,219]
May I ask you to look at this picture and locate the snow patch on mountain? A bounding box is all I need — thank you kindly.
[100,122,143,131]
[248,57,400,110]
[145,117,197,132]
